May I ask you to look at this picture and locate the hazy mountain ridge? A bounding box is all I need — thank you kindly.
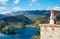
[0,10,60,17]
[0,14,6,18]
[0,14,33,27]
[0,10,60,22]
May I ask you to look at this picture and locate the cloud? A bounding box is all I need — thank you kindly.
[31,0,36,3]
[53,7,60,11]
[29,4,33,7]
[0,0,9,4]
[14,0,19,4]
[0,7,7,10]
[46,6,60,11]
[13,7,23,11]
[1,11,11,14]
[0,7,8,14]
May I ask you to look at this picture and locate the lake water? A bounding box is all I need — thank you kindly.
[0,27,40,39]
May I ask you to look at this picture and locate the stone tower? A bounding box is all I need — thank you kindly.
[50,10,56,24]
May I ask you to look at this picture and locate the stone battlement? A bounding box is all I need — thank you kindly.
[39,24,60,27]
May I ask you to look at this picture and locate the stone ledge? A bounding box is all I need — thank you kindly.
[39,24,60,27]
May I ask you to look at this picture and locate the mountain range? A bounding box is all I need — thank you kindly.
[0,10,60,23]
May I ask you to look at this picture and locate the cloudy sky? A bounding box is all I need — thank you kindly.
[0,0,60,14]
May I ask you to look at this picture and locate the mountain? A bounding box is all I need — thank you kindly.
[0,14,6,18]
[0,14,33,26]
[0,10,60,22]
[1,10,60,16]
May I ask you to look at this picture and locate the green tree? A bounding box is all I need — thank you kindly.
[33,20,43,26]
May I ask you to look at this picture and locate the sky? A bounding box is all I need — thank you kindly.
[0,0,60,14]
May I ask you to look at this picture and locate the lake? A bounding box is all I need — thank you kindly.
[0,27,40,39]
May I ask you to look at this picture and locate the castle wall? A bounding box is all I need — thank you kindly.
[40,27,60,39]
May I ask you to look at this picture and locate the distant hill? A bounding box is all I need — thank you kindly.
[0,14,6,18]
[0,10,60,23]
[0,14,33,26]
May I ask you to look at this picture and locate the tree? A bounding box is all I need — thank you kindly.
[32,20,43,28]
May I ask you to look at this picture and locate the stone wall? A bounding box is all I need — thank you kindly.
[40,27,60,39]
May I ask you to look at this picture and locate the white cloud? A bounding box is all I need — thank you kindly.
[46,6,51,10]
[1,11,11,14]
[0,0,9,4]
[14,0,19,4]
[0,7,7,10]
[0,7,8,14]
[46,9,50,10]
[46,6,60,11]
[31,0,36,3]
[13,7,23,11]
[29,4,33,7]
[53,7,60,11]
[46,8,51,10]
